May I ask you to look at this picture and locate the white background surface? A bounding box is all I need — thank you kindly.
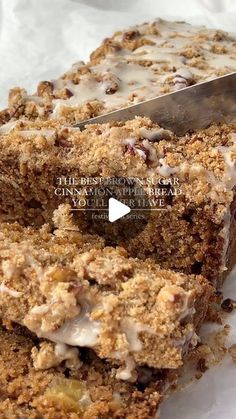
[0,0,236,418]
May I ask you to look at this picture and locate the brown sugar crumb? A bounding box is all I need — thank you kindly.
[211,44,228,54]
[173,324,231,389]
[206,292,224,324]
[228,344,236,363]
[199,325,230,369]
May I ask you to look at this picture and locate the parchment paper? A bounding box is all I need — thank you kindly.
[0,1,236,417]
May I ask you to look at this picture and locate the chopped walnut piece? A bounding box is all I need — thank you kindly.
[213,30,228,41]
[122,30,140,41]
[99,72,120,95]
[211,44,227,54]
[8,87,26,107]
[221,298,235,313]
[196,357,208,373]
[37,81,54,98]
[55,127,72,147]
[64,88,74,98]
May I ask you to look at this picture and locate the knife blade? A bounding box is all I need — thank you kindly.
[75,72,236,135]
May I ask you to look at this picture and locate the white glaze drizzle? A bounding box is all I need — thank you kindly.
[45,19,236,118]
[43,301,101,347]
[0,282,22,298]
[157,158,178,177]
[0,121,18,135]
[19,129,56,139]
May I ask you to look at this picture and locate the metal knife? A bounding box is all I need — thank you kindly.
[76,72,236,135]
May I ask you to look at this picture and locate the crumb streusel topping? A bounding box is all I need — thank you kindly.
[0,19,235,125]
[0,219,211,381]
[0,117,235,284]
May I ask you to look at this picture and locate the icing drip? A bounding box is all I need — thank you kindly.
[24,254,44,281]
[121,317,154,352]
[217,134,236,190]
[0,282,22,298]
[113,318,155,381]
[157,158,178,177]
[123,137,157,163]
[44,302,101,347]
[116,356,136,381]
[54,342,80,366]
[19,129,56,139]
[0,121,18,135]
[139,127,173,142]
[1,260,17,280]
